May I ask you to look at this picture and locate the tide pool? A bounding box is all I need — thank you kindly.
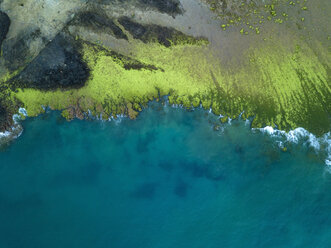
[0,103,330,248]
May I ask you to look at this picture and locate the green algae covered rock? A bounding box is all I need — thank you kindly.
[0,0,330,135]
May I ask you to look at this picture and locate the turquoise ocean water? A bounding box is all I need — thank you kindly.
[0,102,330,248]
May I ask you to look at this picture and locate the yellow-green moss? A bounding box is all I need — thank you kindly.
[205,0,310,35]
[13,28,331,135]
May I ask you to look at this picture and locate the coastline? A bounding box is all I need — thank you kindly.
[1,96,331,247]
[2,100,330,170]
[1,1,331,245]
[0,0,330,135]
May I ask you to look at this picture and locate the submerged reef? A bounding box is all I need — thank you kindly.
[0,0,330,135]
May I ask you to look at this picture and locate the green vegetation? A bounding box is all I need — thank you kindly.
[13,27,331,135]
[205,0,309,35]
[1,0,329,136]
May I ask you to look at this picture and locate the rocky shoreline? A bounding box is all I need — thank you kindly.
[0,0,330,135]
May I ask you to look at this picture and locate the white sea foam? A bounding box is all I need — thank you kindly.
[325,158,331,174]
[0,124,23,142]
[308,133,320,150]
[258,126,331,169]
[0,130,11,138]
[286,128,307,143]
[12,114,21,124]
[0,108,25,142]
[276,141,284,149]
[162,99,331,170]
[19,108,28,117]
[323,133,331,173]
[261,126,277,135]
[171,104,184,109]
[87,109,94,119]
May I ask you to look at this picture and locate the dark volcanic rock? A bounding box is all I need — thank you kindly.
[2,28,43,71]
[139,0,183,15]
[0,105,7,125]
[14,34,90,90]
[74,11,128,40]
[85,41,161,71]
[118,17,200,47]
[0,11,10,50]
[0,104,10,131]
[119,17,148,40]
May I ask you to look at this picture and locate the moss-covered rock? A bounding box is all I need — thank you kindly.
[72,11,128,40]
[118,17,208,47]
[205,0,310,35]
[0,0,330,137]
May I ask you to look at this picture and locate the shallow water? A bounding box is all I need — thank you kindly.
[0,103,330,248]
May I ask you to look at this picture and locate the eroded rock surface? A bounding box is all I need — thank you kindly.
[13,34,89,90]
[0,0,330,136]
[118,16,206,47]
[0,11,10,49]
[95,0,183,16]
[72,11,128,40]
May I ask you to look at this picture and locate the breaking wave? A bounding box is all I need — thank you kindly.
[1,104,331,173]
[257,126,331,171]
[0,108,26,144]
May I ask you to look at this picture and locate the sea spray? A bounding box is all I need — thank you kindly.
[257,125,331,169]
[1,103,331,248]
[0,109,25,144]
[2,102,331,170]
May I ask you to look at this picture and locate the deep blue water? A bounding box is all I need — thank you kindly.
[0,103,330,248]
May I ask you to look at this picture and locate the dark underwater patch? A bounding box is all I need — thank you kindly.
[136,130,156,153]
[205,164,224,181]
[73,11,128,40]
[131,182,157,199]
[158,160,174,172]
[13,34,90,90]
[118,17,203,47]
[0,11,10,50]
[174,179,188,197]
[181,160,225,181]
[181,161,205,178]
[0,193,43,213]
[50,162,102,187]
